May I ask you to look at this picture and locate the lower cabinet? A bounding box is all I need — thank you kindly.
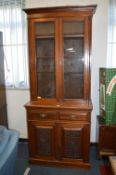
[27,109,91,168]
[97,116,116,157]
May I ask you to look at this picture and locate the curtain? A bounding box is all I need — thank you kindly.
[107,0,116,67]
[0,0,28,88]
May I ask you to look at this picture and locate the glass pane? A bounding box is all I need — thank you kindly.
[63,21,84,99]
[35,22,56,98]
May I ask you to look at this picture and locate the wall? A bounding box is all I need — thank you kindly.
[6,0,109,141]
[6,89,30,138]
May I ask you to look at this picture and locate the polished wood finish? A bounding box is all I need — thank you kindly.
[97,115,116,157]
[26,105,91,168]
[0,32,8,127]
[24,6,96,168]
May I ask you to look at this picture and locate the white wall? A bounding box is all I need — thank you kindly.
[91,1,109,141]
[6,89,30,138]
[25,0,107,8]
[6,0,109,141]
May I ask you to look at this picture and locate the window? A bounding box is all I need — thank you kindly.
[107,0,116,67]
[0,0,28,88]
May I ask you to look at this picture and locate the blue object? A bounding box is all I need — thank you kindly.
[0,126,19,175]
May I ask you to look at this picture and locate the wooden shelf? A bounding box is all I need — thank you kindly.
[64,56,84,59]
[37,56,54,59]
[37,72,54,73]
[64,34,84,38]
[36,34,84,39]
[64,72,83,75]
[100,150,115,156]
[36,35,54,39]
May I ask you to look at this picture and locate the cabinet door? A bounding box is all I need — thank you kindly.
[99,126,116,153]
[36,22,56,98]
[58,122,90,162]
[28,121,56,160]
[61,18,90,99]
[29,19,59,100]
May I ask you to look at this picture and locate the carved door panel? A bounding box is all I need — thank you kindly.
[58,123,90,162]
[28,121,56,160]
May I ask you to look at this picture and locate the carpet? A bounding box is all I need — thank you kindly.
[17,143,101,175]
[99,164,112,175]
[24,164,101,175]
[23,165,112,175]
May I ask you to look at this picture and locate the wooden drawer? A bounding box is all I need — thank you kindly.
[28,110,58,120]
[59,112,89,121]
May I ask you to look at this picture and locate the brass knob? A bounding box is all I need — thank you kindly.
[39,113,47,118]
[70,114,76,119]
[37,96,41,99]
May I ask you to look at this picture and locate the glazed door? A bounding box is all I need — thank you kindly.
[28,121,56,160]
[61,18,90,99]
[36,21,56,99]
[28,19,59,100]
[28,17,90,101]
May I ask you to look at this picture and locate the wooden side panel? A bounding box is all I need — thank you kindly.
[99,126,116,152]
[97,116,116,157]
[0,32,8,127]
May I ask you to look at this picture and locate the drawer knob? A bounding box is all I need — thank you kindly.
[70,114,76,119]
[39,113,47,118]
[37,96,42,99]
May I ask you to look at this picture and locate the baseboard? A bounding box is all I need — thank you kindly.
[90,142,98,147]
[19,138,28,142]
[19,139,97,147]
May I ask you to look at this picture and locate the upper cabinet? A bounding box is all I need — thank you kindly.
[24,6,96,103]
